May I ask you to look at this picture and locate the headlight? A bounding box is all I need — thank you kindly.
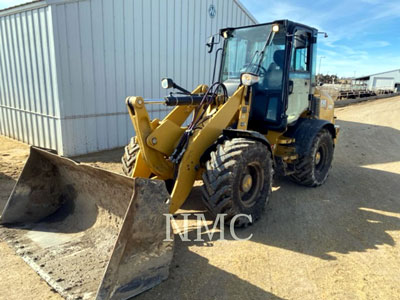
[241,73,260,86]
[272,24,280,32]
[161,78,174,89]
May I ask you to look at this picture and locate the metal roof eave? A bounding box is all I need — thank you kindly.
[355,68,400,80]
[0,0,82,17]
[1,0,259,24]
[0,1,47,16]
[233,0,258,24]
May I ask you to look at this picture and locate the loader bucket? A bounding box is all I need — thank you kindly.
[0,147,173,300]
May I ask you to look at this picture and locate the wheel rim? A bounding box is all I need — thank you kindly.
[315,151,322,166]
[241,174,253,193]
[315,144,327,171]
[239,162,263,207]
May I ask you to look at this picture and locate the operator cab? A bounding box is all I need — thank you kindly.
[218,20,318,133]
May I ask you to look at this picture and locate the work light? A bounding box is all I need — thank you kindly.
[161,78,174,89]
[241,73,260,86]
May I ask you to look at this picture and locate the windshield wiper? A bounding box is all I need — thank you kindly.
[244,50,260,73]
[254,29,276,74]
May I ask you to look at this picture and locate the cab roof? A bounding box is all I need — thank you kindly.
[221,20,318,36]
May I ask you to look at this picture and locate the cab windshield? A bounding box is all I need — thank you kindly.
[220,25,286,89]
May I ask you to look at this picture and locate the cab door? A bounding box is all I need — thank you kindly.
[287,30,312,124]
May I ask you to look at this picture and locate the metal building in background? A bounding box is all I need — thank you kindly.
[0,0,256,156]
[355,69,400,92]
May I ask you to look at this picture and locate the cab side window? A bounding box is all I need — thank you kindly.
[290,31,310,72]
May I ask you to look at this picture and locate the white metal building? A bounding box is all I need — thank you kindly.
[356,69,400,92]
[0,0,256,156]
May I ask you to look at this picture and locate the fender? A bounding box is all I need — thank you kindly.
[200,128,272,164]
[288,118,336,156]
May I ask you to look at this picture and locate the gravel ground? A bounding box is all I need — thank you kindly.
[1,96,400,300]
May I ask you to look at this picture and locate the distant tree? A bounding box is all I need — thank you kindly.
[317,74,338,84]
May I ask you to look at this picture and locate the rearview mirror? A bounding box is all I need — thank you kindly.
[293,34,306,49]
[206,35,215,53]
[288,80,294,94]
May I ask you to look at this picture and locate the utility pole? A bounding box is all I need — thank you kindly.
[318,56,325,76]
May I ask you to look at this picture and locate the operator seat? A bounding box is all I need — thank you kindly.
[265,50,285,89]
[249,49,286,133]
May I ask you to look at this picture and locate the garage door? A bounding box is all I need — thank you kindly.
[372,77,394,89]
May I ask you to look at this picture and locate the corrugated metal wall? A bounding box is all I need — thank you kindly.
[0,0,256,156]
[0,4,63,152]
[52,0,255,156]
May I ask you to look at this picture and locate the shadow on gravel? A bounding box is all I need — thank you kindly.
[2,119,400,299]
[73,147,124,164]
[0,151,284,300]
[179,120,400,261]
[0,172,16,214]
[137,238,285,300]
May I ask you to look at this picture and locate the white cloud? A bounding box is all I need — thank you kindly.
[362,41,391,48]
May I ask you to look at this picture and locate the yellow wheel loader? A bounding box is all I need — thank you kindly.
[1,20,339,300]
[121,20,339,225]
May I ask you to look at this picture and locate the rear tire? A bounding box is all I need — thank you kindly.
[121,137,139,177]
[290,129,334,186]
[202,138,273,227]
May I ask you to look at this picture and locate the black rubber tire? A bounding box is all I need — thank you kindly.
[121,137,175,193]
[121,137,139,177]
[202,138,273,227]
[290,129,334,187]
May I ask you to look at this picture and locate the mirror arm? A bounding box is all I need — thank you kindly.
[318,31,328,38]
[172,83,191,95]
[212,48,223,84]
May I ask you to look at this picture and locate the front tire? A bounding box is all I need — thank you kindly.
[202,138,273,227]
[290,129,334,186]
[121,137,175,193]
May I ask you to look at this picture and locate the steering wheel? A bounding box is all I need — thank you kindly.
[240,63,268,76]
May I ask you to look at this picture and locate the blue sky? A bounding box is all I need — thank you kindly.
[241,0,400,77]
[1,0,399,77]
